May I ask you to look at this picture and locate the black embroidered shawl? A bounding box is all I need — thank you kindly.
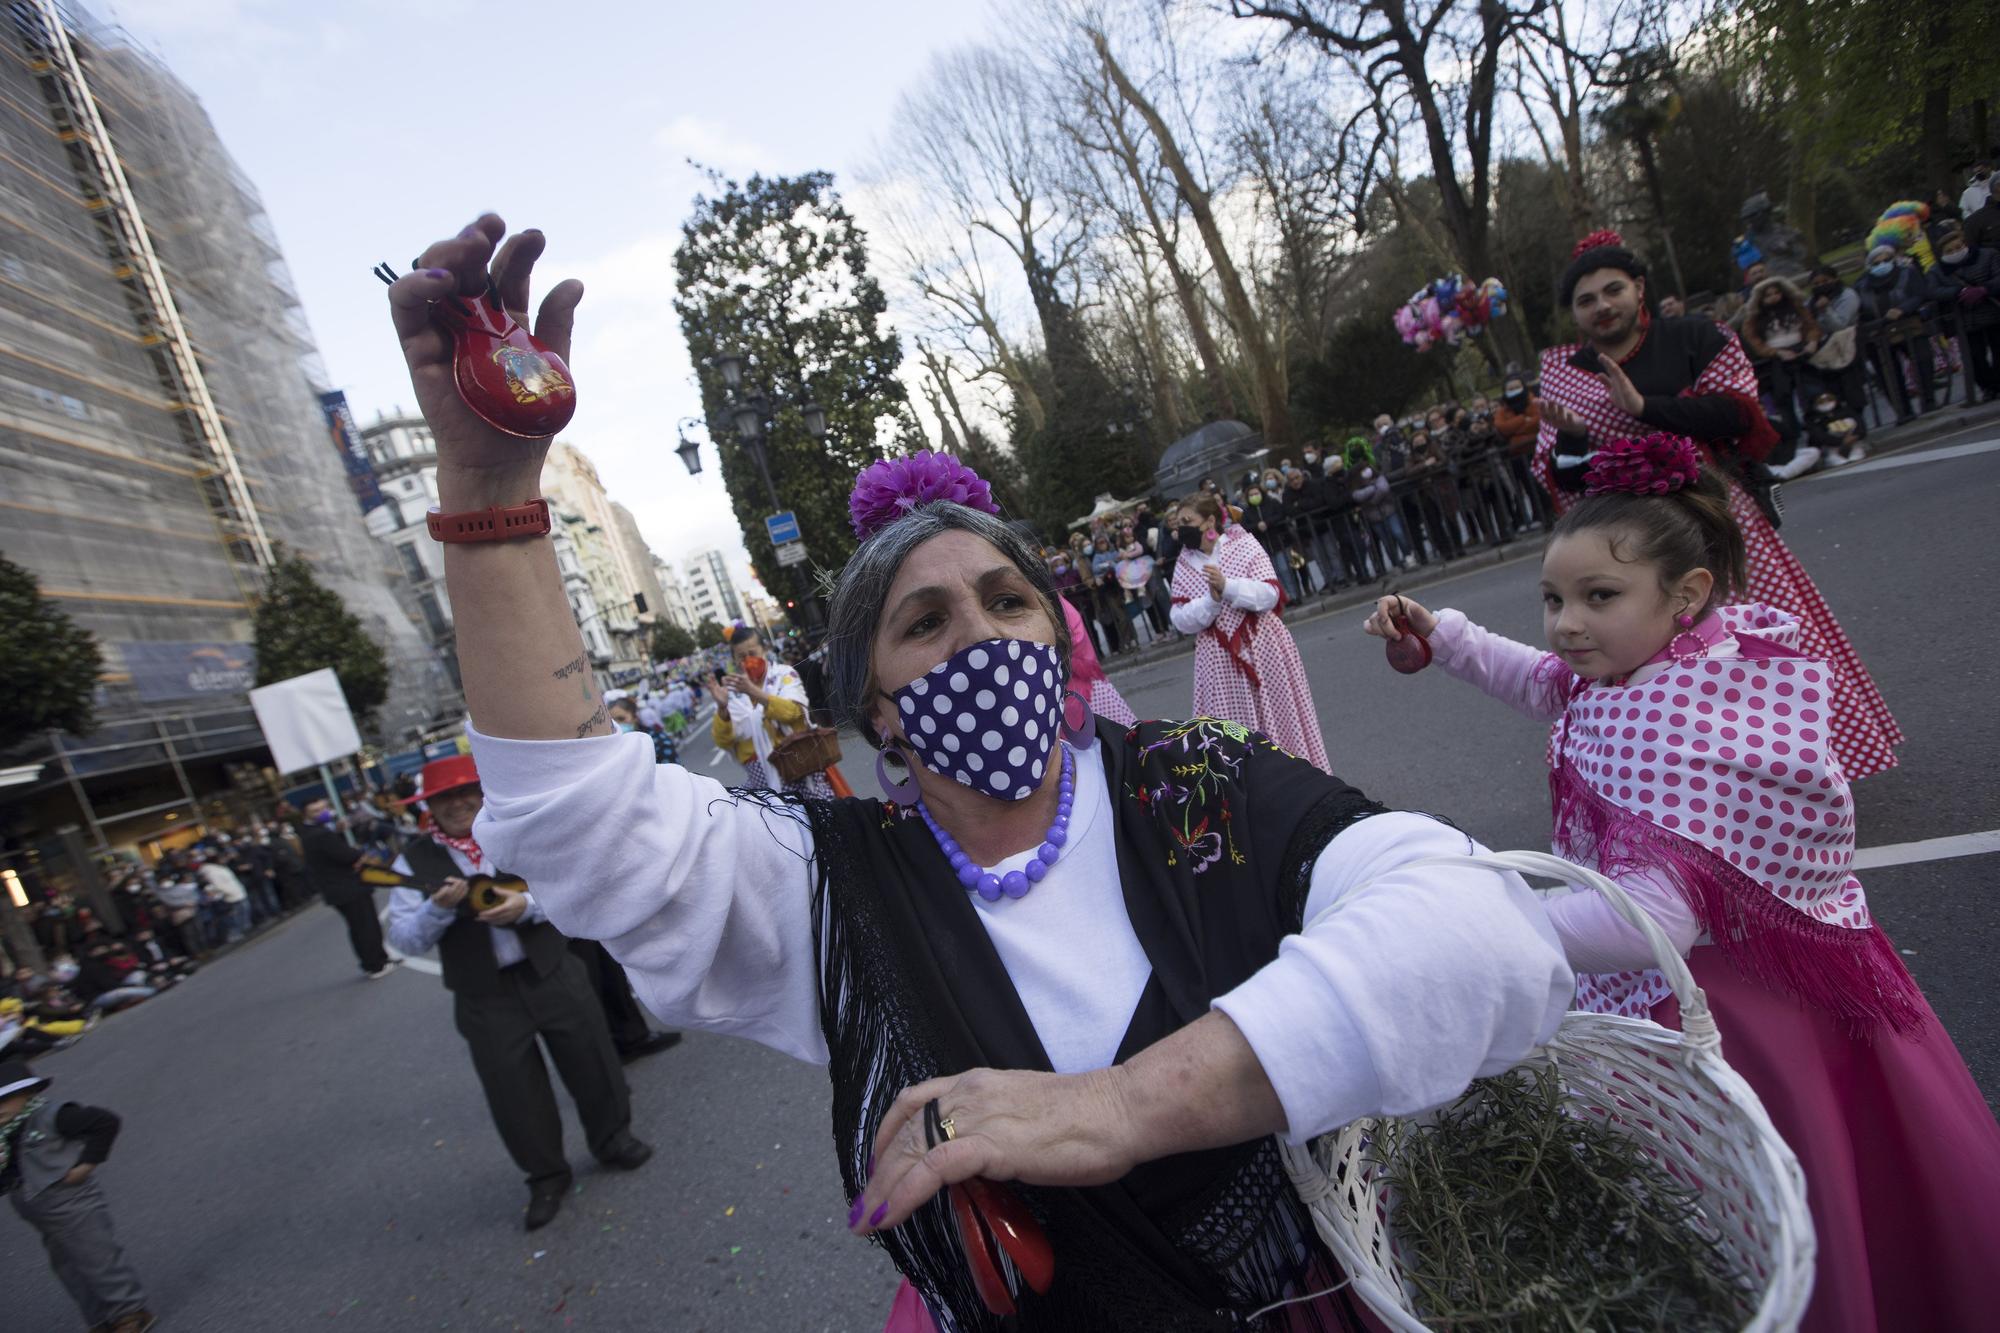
[805,716,1385,1331]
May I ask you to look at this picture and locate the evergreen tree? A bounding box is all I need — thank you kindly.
[252,551,389,728]
[694,618,726,648]
[0,553,103,749]
[675,171,908,594]
[650,621,697,662]
[1011,269,1156,533]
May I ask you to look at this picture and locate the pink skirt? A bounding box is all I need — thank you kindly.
[1655,949,2000,1331]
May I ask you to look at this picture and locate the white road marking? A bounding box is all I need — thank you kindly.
[1815,436,2000,479]
[1852,830,2000,870]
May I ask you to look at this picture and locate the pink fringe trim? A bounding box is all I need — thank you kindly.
[1549,764,1926,1036]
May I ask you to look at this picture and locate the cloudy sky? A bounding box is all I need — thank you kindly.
[106,0,999,597]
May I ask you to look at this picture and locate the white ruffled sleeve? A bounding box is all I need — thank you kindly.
[1213,812,1572,1143]
[467,724,826,1063]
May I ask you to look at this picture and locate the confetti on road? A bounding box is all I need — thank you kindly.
[724,1205,735,1216]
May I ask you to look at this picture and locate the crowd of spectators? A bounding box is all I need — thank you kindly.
[0,810,380,1058]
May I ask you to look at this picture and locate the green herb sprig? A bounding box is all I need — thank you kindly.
[1373,1066,1754,1331]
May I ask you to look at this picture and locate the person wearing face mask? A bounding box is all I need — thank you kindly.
[1854,241,1939,423]
[707,625,835,796]
[1805,264,1869,422]
[385,220,1576,1330]
[1534,228,1902,782]
[608,697,676,765]
[1965,173,2000,253]
[1168,493,1330,771]
[1739,274,1823,462]
[297,797,395,979]
[1927,219,2000,401]
[1492,376,1552,530]
[1248,468,1304,603]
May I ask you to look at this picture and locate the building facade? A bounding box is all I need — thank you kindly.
[0,2,440,894]
[682,548,744,630]
[651,556,697,634]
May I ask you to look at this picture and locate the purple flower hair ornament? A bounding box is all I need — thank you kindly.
[1583,432,1703,497]
[848,449,1000,540]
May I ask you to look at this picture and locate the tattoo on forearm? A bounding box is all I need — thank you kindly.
[575,703,606,737]
[552,655,586,682]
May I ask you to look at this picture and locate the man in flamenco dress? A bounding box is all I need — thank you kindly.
[1533,230,1901,779]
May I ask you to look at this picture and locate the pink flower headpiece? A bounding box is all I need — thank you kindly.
[848,449,1000,540]
[1583,432,1702,497]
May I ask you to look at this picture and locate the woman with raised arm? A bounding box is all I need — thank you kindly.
[385,216,1572,1332]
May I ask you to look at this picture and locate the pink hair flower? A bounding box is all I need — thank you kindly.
[1583,432,1702,497]
[848,449,1000,540]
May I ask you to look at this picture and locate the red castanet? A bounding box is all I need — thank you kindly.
[433,289,577,439]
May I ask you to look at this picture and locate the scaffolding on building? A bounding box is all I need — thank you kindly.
[0,0,456,873]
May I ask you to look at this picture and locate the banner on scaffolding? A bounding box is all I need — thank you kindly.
[319,389,385,513]
[120,640,257,702]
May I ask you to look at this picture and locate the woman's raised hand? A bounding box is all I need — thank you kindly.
[384,215,583,500]
[1364,594,1437,641]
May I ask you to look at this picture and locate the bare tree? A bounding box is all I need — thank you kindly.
[1086,22,1295,443]
[1050,37,1239,423]
[1229,0,1561,363]
[1225,67,1369,357]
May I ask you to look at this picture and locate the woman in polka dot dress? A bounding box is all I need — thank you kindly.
[1368,440,2000,1333]
[1167,492,1331,773]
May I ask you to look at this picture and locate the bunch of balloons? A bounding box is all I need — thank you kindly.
[1393,274,1509,351]
[1866,201,1936,270]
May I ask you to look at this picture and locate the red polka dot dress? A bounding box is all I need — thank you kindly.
[1534,323,1902,779]
[1169,527,1330,772]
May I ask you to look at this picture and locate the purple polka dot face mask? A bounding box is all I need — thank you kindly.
[889,638,1064,801]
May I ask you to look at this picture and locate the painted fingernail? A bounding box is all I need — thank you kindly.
[846,1196,864,1227]
[421,267,450,280]
[868,1202,888,1228]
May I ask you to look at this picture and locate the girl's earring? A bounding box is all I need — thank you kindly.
[1669,608,1707,666]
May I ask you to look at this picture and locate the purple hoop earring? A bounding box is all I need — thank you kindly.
[1668,610,1708,667]
[876,745,919,802]
[1060,689,1096,748]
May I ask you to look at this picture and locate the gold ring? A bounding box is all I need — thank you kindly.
[939,1115,957,1142]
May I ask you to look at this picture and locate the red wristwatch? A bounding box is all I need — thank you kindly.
[426,498,552,543]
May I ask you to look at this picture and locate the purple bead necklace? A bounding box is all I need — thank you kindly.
[919,743,1075,902]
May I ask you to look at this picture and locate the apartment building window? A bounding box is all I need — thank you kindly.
[397,541,428,584]
[417,591,450,639]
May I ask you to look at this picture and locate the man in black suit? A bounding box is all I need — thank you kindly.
[297,799,394,979]
[384,755,652,1229]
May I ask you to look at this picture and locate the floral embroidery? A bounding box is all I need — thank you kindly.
[1131,718,1272,874]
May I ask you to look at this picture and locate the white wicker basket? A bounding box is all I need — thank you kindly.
[1280,850,1815,1332]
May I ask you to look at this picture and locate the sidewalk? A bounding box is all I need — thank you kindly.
[1100,396,2000,679]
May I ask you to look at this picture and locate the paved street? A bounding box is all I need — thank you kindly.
[8,424,1997,1332]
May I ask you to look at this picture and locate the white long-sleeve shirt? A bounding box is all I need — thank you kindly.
[384,841,546,969]
[1168,548,1281,635]
[468,725,1571,1144]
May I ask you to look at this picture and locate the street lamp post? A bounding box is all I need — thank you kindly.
[685,349,830,630]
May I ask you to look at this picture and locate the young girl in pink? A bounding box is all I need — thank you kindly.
[1367,433,2000,1332]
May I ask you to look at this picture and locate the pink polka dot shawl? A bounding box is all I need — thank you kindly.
[1546,604,1923,1032]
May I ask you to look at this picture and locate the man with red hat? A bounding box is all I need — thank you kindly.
[385,752,652,1230]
